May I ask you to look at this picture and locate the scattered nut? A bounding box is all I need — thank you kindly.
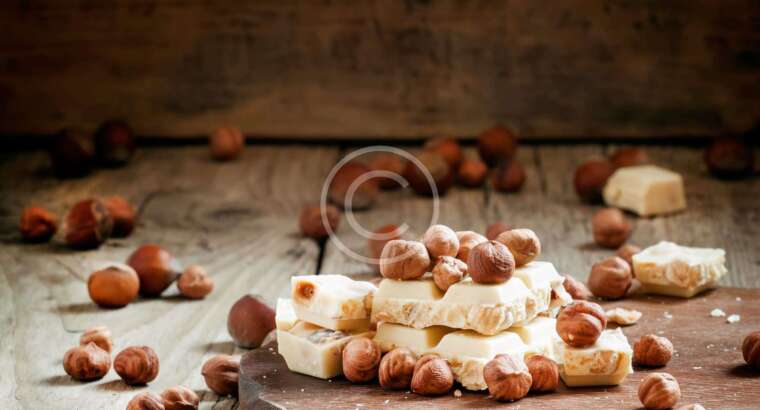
[209,126,244,161]
[478,125,518,167]
[368,153,408,190]
[610,147,648,169]
[404,151,454,196]
[114,346,160,385]
[556,300,607,347]
[457,158,488,187]
[19,206,57,242]
[634,335,674,367]
[87,263,140,308]
[368,224,404,264]
[201,355,240,396]
[467,240,515,284]
[328,162,379,210]
[525,355,559,392]
[485,222,511,241]
[378,347,417,390]
[379,240,431,280]
[562,274,592,300]
[483,354,531,401]
[342,337,381,383]
[424,137,462,169]
[432,256,467,291]
[48,128,95,178]
[103,196,136,237]
[127,392,165,410]
[638,372,681,410]
[411,355,454,396]
[227,294,275,348]
[741,331,760,369]
[592,208,631,249]
[491,160,526,192]
[63,342,111,381]
[62,198,113,249]
[94,119,136,166]
[161,385,200,410]
[616,243,642,267]
[299,204,341,240]
[704,137,754,179]
[455,231,487,263]
[574,160,615,203]
[126,244,182,297]
[423,224,459,259]
[495,228,541,267]
[606,307,642,326]
[80,325,113,353]
[588,256,633,299]
[177,265,214,299]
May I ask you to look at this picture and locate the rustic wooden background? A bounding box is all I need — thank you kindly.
[1,0,759,139]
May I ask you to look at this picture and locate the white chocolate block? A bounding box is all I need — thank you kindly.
[554,328,633,387]
[511,316,557,358]
[291,275,376,330]
[275,298,298,331]
[374,322,454,354]
[633,241,727,298]
[603,165,686,216]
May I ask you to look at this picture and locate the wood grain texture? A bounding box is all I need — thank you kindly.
[1,1,759,139]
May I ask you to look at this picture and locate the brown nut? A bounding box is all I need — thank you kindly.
[103,196,136,237]
[562,274,592,300]
[616,243,642,268]
[491,160,526,192]
[328,162,379,210]
[411,355,454,396]
[48,128,95,178]
[634,334,674,367]
[63,342,111,381]
[62,198,113,249]
[574,160,615,203]
[378,347,417,390]
[556,300,607,347]
[610,147,648,169]
[80,325,113,353]
[209,126,244,161]
[483,354,532,401]
[592,208,632,249]
[379,240,431,280]
[457,158,488,187]
[485,222,511,241]
[432,256,467,291]
[455,231,487,263]
[177,265,214,299]
[19,206,58,242]
[342,337,381,383]
[525,355,559,392]
[94,119,136,166]
[424,137,463,169]
[704,136,754,179]
[478,125,518,167]
[298,204,341,240]
[638,372,681,410]
[127,392,165,410]
[404,151,454,196]
[227,294,275,349]
[467,240,515,284]
[161,385,200,410]
[588,256,632,299]
[495,228,541,267]
[127,244,181,297]
[423,224,459,259]
[114,346,160,385]
[741,331,760,369]
[368,152,408,190]
[87,263,140,308]
[368,224,404,263]
[201,354,240,396]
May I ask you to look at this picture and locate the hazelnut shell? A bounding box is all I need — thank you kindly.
[638,372,681,410]
[525,355,559,392]
[556,300,607,348]
[342,337,381,383]
[485,222,511,241]
[87,264,140,308]
[63,342,111,381]
[432,256,467,291]
[201,355,240,396]
[478,125,518,167]
[378,347,416,390]
[743,331,760,369]
[588,256,632,299]
[495,228,541,267]
[299,204,341,240]
[379,240,431,280]
[19,206,58,242]
[209,127,244,161]
[114,346,160,385]
[592,208,632,249]
[491,160,525,192]
[483,353,532,401]
[424,137,462,169]
[422,224,459,259]
[455,231,487,263]
[367,224,403,263]
[94,119,136,166]
[467,240,515,284]
[103,196,136,237]
[574,160,615,203]
[80,325,113,353]
[457,158,488,187]
[126,244,181,297]
[328,162,379,210]
[227,294,275,349]
[410,355,453,396]
[404,151,454,196]
[63,198,113,249]
[161,385,200,410]
[127,392,165,410]
[368,153,408,190]
[634,334,674,367]
[177,265,214,299]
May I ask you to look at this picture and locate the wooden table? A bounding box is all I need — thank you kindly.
[0,143,758,409]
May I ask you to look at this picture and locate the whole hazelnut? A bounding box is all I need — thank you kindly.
[495,228,541,267]
[638,372,681,410]
[485,222,511,241]
[491,160,526,192]
[161,385,200,410]
[127,392,165,410]
[704,136,754,179]
[588,256,632,299]
[87,264,140,308]
[103,195,136,237]
[457,158,488,187]
[525,355,559,392]
[404,151,454,196]
[574,160,615,203]
[432,256,467,291]
[342,337,381,383]
[328,162,379,210]
[62,198,113,249]
[94,119,136,166]
[422,224,459,259]
[592,208,631,249]
[19,206,57,242]
[610,147,648,169]
[562,274,592,300]
[127,244,181,297]
[63,342,111,381]
[48,128,95,178]
[227,294,275,348]
[201,354,240,396]
[114,346,160,385]
[367,224,403,263]
[378,347,417,390]
[424,137,462,169]
[616,243,641,268]
[379,240,431,280]
[209,126,244,161]
[634,334,674,367]
[556,300,607,347]
[467,240,515,284]
[410,355,454,396]
[298,204,341,240]
[741,331,760,369]
[455,231,487,263]
[483,354,532,401]
[478,125,518,167]
[368,152,408,190]
[80,325,113,353]
[177,265,214,299]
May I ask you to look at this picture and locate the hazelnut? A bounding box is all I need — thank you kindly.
[457,158,488,187]
[588,256,632,299]
[80,325,113,353]
[592,208,632,249]
[410,355,454,396]
[638,372,681,410]
[103,195,136,237]
[704,136,754,179]
[48,128,95,178]
[209,126,244,161]
[562,274,592,300]
[94,119,136,166]
[491,160,526,192]
[574,160,615,203]
[127,244,181,297]
[378,347,417,390]
[495,228,541,267]
[610,147,648,169]
[634,334,674,367]
[63,342,111,381]
[342,337,381,383]
[432,256,467,291]
[404,151,454,196]
[19,206,57,242]
[227,294,275,348]
[201,354,240,396]
[455,231,487,263]
[87,263,140,308]
[478,125,518,167]
[616,243,642,268]
[298,204,340,240]
[114,346,160,385]
[556,300,607,347]
[467,240,515,284]
[379,240,431,280]
[177,265,214,299]
[485,222,511,241]
[525,355,559,392]
[161,385,200,410]
[367,224,403,263]
[424,137,462,169]
[483,354,531,401]
[368,152,408,190]
[328,162,379,210]
[423,224,459,259]
[741,331,760,369]
[127,392,165,410]
[62,198,113,249]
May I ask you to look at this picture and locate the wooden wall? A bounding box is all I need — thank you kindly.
[1,0,758,140]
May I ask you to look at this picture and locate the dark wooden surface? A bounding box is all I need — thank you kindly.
[1,0,759,139]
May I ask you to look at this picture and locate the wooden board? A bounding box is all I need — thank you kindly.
[240,287,760,409]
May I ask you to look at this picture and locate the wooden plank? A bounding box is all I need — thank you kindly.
[1,1,759,139]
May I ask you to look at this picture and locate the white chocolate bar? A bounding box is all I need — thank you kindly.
[275,298,298,331]
[554,328,633,387]
[633,241,727,298]
[603,165,686,216]
[291,275,376,330]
